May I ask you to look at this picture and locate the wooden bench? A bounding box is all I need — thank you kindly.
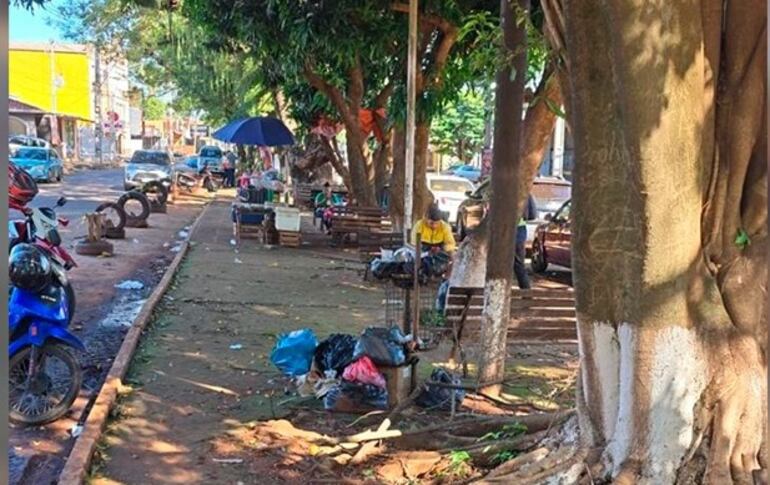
[294,183,315,209]
[443,286,577,343]
[330,206,392,246]
[294,183,349,210]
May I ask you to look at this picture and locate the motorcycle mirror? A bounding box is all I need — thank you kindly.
[56,196,67,207]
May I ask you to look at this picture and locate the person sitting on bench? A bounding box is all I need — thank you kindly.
[412,204,457,254]
[314,183,343,232]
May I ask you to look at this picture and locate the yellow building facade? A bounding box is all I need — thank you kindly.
[9,43,92,121]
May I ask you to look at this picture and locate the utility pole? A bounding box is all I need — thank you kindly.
[403,0,418,243]
[93,47,104,166]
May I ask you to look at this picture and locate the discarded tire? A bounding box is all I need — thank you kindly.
[141,181,169,206]
[150,203,167,214]
[75,240,114,256]
[94,202,127,231]
[125,218,149,229]
[117,191,151,225]
[104,227,126,239]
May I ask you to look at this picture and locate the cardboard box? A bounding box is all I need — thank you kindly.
[380,364,413,408]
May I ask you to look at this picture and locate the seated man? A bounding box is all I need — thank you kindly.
[412,204,457,254]
[313,183,343,232]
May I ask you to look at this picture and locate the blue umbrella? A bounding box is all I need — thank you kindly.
[212,116,295,146]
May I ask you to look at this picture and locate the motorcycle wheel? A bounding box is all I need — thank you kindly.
[9,344,82,426]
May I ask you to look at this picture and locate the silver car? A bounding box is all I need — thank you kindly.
[124,150,173,191]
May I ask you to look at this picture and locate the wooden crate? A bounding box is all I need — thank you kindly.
[279,230,301,248]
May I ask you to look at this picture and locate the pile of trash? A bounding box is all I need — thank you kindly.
[369,247,450,287]
[270,327,423,412]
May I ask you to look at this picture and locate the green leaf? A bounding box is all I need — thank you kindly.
[735,229,751,249]
[543,98,566,118]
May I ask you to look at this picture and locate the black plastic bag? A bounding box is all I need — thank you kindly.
[323,382,388,411]
[353,327,408,367]
[314,334,358,378]
[415,368,465,410]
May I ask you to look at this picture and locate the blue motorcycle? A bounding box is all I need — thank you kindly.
[9,244,84,426]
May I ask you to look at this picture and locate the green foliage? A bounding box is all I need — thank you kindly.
[12,0,47,10]
[142,96,166,120]
[735,228,751,249]
[420,309,448,327]
[478,422,528,442]
[430,85,491,162]
[448,449,472,471]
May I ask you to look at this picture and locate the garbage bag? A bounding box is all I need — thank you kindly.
[314,334,358,378]
[270,329,318,377]
[323,382,388,412]
[415,368,465,410]
[353,327,408,366]
[342,356,387,389]
[370,258,398,280]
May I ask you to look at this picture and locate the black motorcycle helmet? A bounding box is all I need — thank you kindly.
[9,243,51,293]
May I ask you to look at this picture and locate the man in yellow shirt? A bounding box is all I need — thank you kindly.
[412,205,457,254]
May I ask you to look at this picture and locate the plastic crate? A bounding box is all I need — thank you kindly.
[274,207,301,232]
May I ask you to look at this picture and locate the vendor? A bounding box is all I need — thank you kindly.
[412,204,457,254]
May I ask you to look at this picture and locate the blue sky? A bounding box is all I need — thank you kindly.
[9,1,66,42]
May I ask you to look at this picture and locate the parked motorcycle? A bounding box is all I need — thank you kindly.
[8,243,84,425]
[9,196,77,322]
[176,162,221,193]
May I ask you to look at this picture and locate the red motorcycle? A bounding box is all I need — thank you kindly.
[9,164,77,321]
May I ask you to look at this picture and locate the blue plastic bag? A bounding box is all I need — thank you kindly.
[270,329,318,376]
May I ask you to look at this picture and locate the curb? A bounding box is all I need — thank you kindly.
[58,203,210,485]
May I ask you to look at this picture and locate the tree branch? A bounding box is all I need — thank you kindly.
[303,64,357,130]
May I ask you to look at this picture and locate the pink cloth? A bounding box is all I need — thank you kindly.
[342,356,386,389]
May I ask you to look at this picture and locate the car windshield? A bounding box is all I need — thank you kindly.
[14,148,47,160]
[130,151,170,165]
[430,179,473,193]
[532,182,571,202]
[200,147,221,158]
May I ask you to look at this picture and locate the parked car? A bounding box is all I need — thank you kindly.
[197,145,224,173]
[451,164,482,183]
[426,173,475,227]
[531,199,572,272]
[124,150,173,191]
[10,147,63,183]
[456,176,572,251]
[9,135,50,156]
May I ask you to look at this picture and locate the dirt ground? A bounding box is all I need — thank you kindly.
[9,191,210,485]
[90,200,578,485]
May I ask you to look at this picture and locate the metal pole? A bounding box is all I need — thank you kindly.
[93,47,104,166]
[403,0,418,243]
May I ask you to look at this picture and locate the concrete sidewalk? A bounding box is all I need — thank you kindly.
[92,200,387,484]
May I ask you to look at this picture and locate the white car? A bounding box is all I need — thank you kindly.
[427,173,475,227]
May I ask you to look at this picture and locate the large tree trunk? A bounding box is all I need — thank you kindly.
[412,122,434,220]
[476,0,529,396]
[521,1,768,483]
[390,126,406,228]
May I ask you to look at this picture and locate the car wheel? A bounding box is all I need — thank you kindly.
[530,238,548,274]
[56,170,62,183]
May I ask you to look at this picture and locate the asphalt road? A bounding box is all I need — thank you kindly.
[25,168,126,223]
